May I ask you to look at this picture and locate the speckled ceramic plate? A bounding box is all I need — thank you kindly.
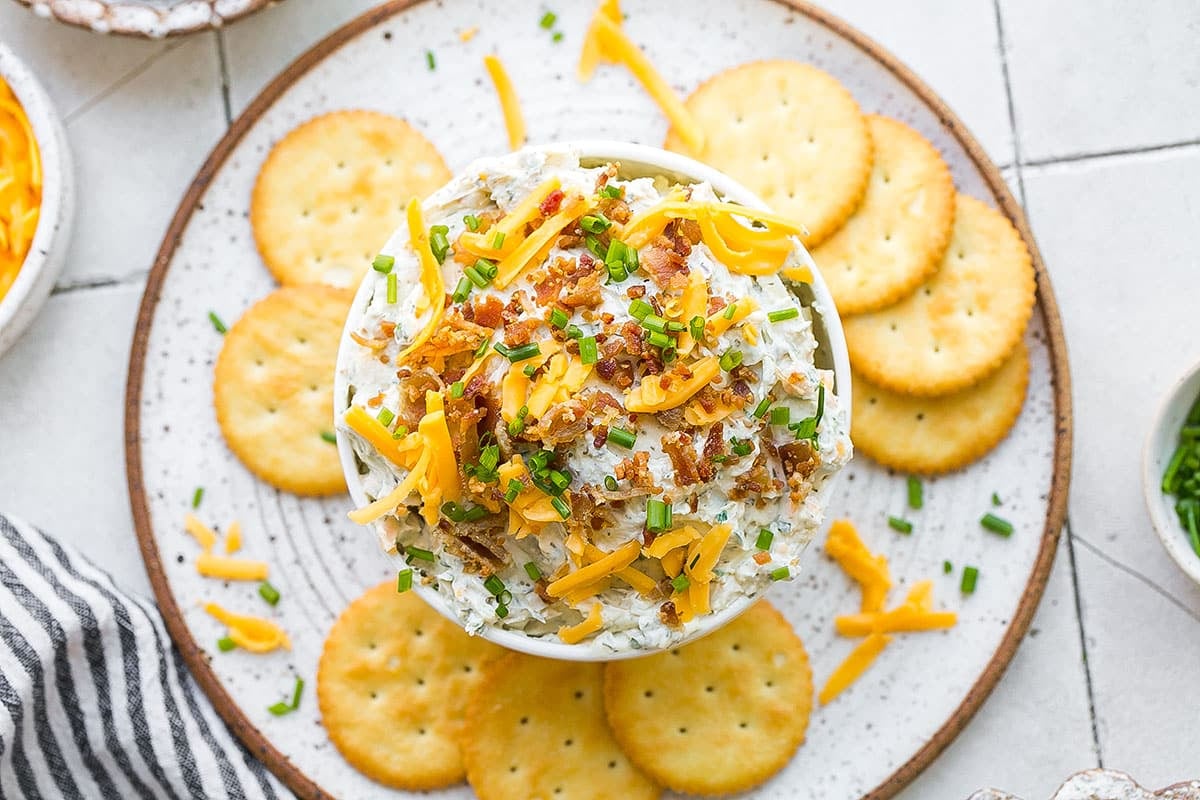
[12,0,278,38]
[125,1,1072,798]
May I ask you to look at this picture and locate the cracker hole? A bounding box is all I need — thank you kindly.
[916,412,926,421]
[731,643,741,651]
[889,324,898,332]
[705,685,714,693]
[415,629,424,637]
[608,761,617,769]
[670,649,680,656]
[868,397,877,405]
[807,136,815,144]
[924,288,932,297]
[368,641,377,650]
[957,251,965,259]
[564,739,573,747]
[385,158,394,166]
[509,765,518,773]
[766,680,774,688]
[301,209,311,218]
[337,160,346,169]
[643,690,654,698]
[573,690,583,700]
[255,359,264,367]
[761,153,769,162]
[351,206,359,215]
[739,721,749,729]
[678,727,688,734]
[369,691,378,699]
[418,727,427,735]
[735,115,744,123]
[520,716,529,725]
[554,788,562,795]
[463,664,472,673]
[417,678,425,686]
[884,233,892,242]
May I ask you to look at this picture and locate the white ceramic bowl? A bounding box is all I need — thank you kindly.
[1143,359,1200,587]
[335,141,851,660]
[0,43,74,359]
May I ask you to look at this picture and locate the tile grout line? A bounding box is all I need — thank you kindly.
[1073,533,1200,626]
[1064,518,1105,768]
[65,40,185,124]
[991,0,1026,208]
[1024,137,1200,171]
[214,29,234,127]
[50,272,147,296]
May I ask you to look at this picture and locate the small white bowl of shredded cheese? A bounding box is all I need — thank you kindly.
[335,141,851,661]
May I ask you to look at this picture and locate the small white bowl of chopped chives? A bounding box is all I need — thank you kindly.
[1143,360,1200,585]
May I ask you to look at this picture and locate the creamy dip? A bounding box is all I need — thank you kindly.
[339,147,850,652]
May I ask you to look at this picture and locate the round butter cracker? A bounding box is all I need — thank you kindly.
[603,601,812,796]
[814,115,956,315]
[664,59,872,247]
[852,342,1029,474]
[213,285,353,496]
[463,654,661,800]
[251,110,450,287]
[317,582,504,790]
[843,193,1036,396]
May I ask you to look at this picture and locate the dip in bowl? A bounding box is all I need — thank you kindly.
[335,142,851,660]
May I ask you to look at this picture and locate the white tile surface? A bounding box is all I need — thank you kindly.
[897,533,1097,800]
[820,0,1014,166]
[1001,0,1200,162]
[0,284,151,598]
[1074,537,1200,786]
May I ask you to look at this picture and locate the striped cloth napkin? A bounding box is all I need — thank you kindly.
[0,513,288,799]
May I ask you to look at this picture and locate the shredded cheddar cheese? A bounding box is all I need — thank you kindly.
[458,26,479,42]
[396,199,447,363]
[706,297,757,338]
[558,602,604,644]
[684,522,732,584]
[183,514,218,551]
[584,544,656,596]
[493,194,589,288]
[0,79,42,304]
[577,0,621,80]
[347,448,430,524]
[204,603,290,653]
[459,177,561,258]
[819,632,891,705]
[344,405,423,470]
[660,547,685,578]
[196,552,269,582]
[624,356,720,412]
[643,525,701,559]
[546,540,640,598]
[483,54,526,151]
[224,520,242,554]
[825,518,892,612]
[588,14,704,154]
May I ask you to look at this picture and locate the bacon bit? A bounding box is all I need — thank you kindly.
[561,270,602,309]
[539,188,565,216]
[661,432,702,487]
[655,406,690,431]
[595,358,634,389]
[501,291,527,326]
[503,318,541,347]
[379,321,396,338]
[672,217,702,246]
[731,450,783,500]
[350,330,388,351]
[614,451,658,492]
[698,422,725,481]
[753,551,772,565]
[659,601,681,627]
[779,440,819,481]
[533,578,554,604]
[435,517,506,574]
[367,393,384,408]
[473,295,505,329]
[641,237,690,290]
[556,232,585,250]
[594,164,618,193]
[625,284,646,299]
[600,197,631,224]
[527,397,590,446]
[407,308,492,363]
[592,424,609,448]
[707,295,728,316]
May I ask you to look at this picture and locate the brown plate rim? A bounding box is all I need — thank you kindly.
[124,1,1073,797]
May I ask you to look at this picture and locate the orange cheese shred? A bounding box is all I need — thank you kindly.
[344,405,423,470]
[183,514,218,552]
[204,603,291,653]
[558,602,604,644]
[493,194,589,288]
[835,580,957,636]
[684,522,732,584]
[224,521,242,554]
[396,199,447,363]
[818,632,891,705]
[825,518,892,612]
[196,553,269,582]
[0,80,42,304]
[577,0,622,81]
[624,356,720,413]
[546,540,640,598]
[347,448,430,524]
[584,544,656,596]
[483,54,526,150]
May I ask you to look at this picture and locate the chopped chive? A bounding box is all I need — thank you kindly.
[769,566,790,581]
[943,560,953,574]
[452,276,472,304]
[463,214,481,231]
[646,330,672,349]
[524,561,542,581]
[755,529,774,550]
[405,546,435,563]
[216,636,236,652]
[430,225,451,263]
[539,10,557,28]
[549,307,569,329]
[450,381,465,399]
[608,427,637,449]
[320,430,337,444]
[980,513,1014,537]
[629,298,654,320]
[585,234,607,259]
[392,425,408,439]
[580,214,611,233]
[484,574,506,596]
[258,581,281,606]
[465,265,488,288]
[504,479,524,503]
[463,505,490,522]
[376,407,395,426]
[267,677,304,716]
[723,303,737,320]
[604,475,619,491]
[767,307,799,323]
[606,261,628,283]
[496,589,514,606]
[425,50,436,70]
[372,254,395,273]
[888,516,914,534]
[495,604,510,619]
[600,184,622,199]
[290,677,304,708]
[396,568,414,593]
[646,498,672,532]
[719,349,743,371]
[991,492,1002,506]
[551,496,571,520]
[495,341,541,362]
[961,566,979,594]
[522,364,537,378]
[491,231,506,249]
[441,501,466,522]
[579,336,599,365]
[665,320,686,333]
[191,487,204,509]
[641,314,668,333]
[730,438,753,457]
[689,315,705,341]
[670,574,690,592]
[208,311,227,334]
[474,337,491,358]
[752,397,771,418]
[907,476,924,509]
[552,31,564,42]
[386,271,398,303]
[769,407,790,425]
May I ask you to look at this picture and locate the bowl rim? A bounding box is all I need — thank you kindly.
[1141,359,1200,586]
[333,139,852,661]
[0,42,71,347]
